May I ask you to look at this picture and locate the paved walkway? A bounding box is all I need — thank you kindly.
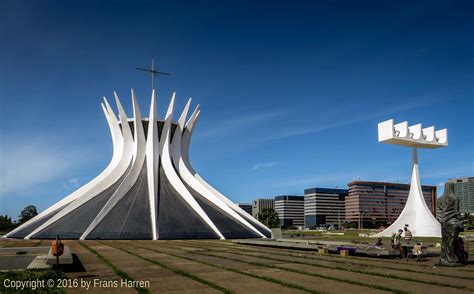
[0,246,49,270]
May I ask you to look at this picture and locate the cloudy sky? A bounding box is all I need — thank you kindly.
[1,0,473,219]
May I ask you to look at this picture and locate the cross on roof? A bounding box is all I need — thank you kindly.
[136,59,170,90]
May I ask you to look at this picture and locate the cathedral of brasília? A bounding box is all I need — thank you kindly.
[6,89,271,240]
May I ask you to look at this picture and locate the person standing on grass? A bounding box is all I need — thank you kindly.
[392,229,404,258]
[412,241,423,262]
[375,238,383,248]
[394,229,403,246]
[404,226,412,245]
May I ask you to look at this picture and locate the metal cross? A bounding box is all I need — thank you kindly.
[136,59,170,90]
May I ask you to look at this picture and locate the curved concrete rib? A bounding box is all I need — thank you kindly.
[180,106,200,175]
[160,94,224,239]
[80,89,147,240]
[181,107,271,236]
[171,101,266,238]
[20,95,134,239]
[146,89,159,240]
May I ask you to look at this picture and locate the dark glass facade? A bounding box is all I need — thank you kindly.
[87,164,152,239]
[304,188,347,228]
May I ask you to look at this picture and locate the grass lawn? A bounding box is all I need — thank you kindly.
[1,238,473,293]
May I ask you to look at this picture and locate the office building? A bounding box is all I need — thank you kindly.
[252,198,275,219]
[304,188,348,228]
[237,203,252,215]
[274,195,304,228]
[450,177,474,214]
[346,181,436,227]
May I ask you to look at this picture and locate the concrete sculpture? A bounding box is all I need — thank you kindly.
[436,182,465,266]
[374,119,447,237]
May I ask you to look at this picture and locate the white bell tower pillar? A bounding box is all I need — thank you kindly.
[374,119,447,237]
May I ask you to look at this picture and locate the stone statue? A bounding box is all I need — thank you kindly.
[436,181,464,266]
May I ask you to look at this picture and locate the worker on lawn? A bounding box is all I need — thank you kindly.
[404,226,413,245]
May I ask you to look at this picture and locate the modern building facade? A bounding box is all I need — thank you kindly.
[274,195,304,228]
[237,203,252,215]
[346,181,436,228]
[6,90,271,240]
[252,198,275,219]
[450,177,474,214]
[304,188,348,228]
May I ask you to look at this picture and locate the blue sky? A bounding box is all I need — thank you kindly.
[1,1,473,220]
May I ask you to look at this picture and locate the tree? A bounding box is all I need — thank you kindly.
[18,205,38,224]
[0,215,15,232]
[258,208,280,228]
[466,214,474,230]
[341,221,357,229]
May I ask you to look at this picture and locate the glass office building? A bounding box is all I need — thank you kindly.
[346,181,436,227]
[304,188,348,228]
[275,195,304,228]
[450,177,474,214]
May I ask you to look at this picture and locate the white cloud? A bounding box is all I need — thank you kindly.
[422,164,473,180]
[0,137,92,197]
[262,99,435,142]
[252,161,278,170]
[63,177,82,191]
[68,177,80,186]
[279,170,413,188]
[281,173,354,187]
[196,110,287,140]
